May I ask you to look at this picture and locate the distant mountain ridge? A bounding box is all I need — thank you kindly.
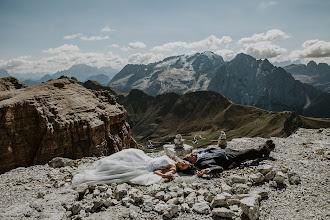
[117,89,330,146]
[109,52,330,118]
[284,61,330,92]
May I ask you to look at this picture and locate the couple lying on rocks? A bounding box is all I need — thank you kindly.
[72,136,275,187]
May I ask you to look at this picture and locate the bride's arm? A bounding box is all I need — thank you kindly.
[154,164,177,179]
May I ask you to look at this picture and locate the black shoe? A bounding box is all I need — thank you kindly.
[262,140,275,157]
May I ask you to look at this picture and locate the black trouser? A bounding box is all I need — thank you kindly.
[225,148,265,164]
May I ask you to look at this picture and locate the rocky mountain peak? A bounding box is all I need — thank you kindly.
[307,60,317,68]
[0,76,27,91]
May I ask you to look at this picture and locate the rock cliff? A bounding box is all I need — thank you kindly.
[0,76,27,91]
[0,78,137,174]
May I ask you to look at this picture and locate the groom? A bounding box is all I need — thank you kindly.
[184,140,275,177]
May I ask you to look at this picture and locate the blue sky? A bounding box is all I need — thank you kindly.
[0,0,330,74]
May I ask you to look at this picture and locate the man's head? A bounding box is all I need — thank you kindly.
[183,152,198,164]
[176,160,191,171]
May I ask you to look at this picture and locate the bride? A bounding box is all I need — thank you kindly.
[72,148,191,186]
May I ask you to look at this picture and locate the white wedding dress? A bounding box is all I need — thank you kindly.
[72,149,175,186]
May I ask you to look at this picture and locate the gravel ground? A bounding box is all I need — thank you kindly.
[0,128,329,220]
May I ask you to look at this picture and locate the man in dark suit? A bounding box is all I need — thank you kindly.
[184,140,275,177]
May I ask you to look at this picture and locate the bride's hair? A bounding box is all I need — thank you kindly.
[179,164,196,175]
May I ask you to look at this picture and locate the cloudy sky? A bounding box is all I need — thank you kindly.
[0,0,330,75]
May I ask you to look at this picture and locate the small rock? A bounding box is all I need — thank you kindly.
[154,201,168,213]
[250,173,265,183]
[212,207,236,218]
[185,192,196,207]
[92,199,104,211]
[221,183,232,193]
[103,199,112,207]
[181,203,191,212]
[184,187,194,196]
[257,165,273,175]
[269,181,277,188]
[191,182,200,189]
[288,171,301,185]
[167,198,179,205]
[129,210,138,219]
[177,196,185,204]
[96,184,108,192]
[37,191,45,199]
[155,191,165,200]
[230,175,247,184]
[169,191,178,198]
[115,183,129,200]
[163,194,171,202]
[93,189,100,197]
[142,199,153,212]
[122,197,133,207]
[211,194,227,208]
[48,157,74,168]
[197,189,209,198]
[274,171,286,184]
[232,183,250,194]
[227,199,240,205]
[177,188,184,197]
[240,196,260,220]
[264,170,276,181]
[71,202,82,215]
[192,202,211,214]
[164,204,179,218]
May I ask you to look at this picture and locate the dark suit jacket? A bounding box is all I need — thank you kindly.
[194,148,236,173]
[194,147,265,173]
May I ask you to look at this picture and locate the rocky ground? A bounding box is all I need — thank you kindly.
[0,128,329,220]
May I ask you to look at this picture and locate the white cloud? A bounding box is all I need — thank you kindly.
[151,35,232,51]
[258,1,277,9]
[42,44,80,54]
[238,29,290,44]
[290,39,330,59]
[128,42,146,49]
[214,49,237,61]
[127,53,165,64]
[64,33,83,40]
[101,26,115,32]
[80,35,110,41]
[242,42,287,59]
[64,33,110,41]
[109,44,119,48]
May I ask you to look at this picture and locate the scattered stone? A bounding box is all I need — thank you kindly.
[264,170,276,181]
[129,210,138,219]
[163,194,171,202]
[163,204,180,218]
[221,183,232,193]
[288,171,301,185]
[142,199,153,212]
[192,202,210,214]
[184,187,194,196]
[154,201,168,214]
[96,184,108,192]
[92,198,104,210]
[181,203,191,212]
[257,165,273,175]
[227,199,240,206]
[48,157,74,168]
[232,183,250,194]
[250,173,265,183]
[37,191,45,199]
[211,194,227,208]
[167,198,179,205]
[115,183,129,200]
[249,189,268,199]
[230,175,247,184]
[177,188,184,197]
[185,192,196,207]
[212,207,236,218]
[71,202,81,215]
[274,171,286,184]
[269,181,278,188]
[240,196,260,220]
[155,191,165,200]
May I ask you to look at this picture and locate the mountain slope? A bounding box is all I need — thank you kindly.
[117,89,330,147]
[110,52,330,118]
[109,51,225,95]
[284,61,330,92]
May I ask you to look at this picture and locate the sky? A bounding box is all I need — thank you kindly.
[0,0,330,75]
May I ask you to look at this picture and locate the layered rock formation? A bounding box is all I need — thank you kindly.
[0,78,136,174]
[0,76,27,91]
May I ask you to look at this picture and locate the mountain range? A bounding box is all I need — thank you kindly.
[109,52,330,118]
[117,89,330,147]
[284,61,330,92]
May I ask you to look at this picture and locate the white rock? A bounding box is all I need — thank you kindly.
[163,204,179,218]
[250,173,265,183]
[288,171,301,185]
[232,183,250,194]
[184,187,194,196]
[115,183,129,200]
[257,165,273,175]
[122,197,133,207]
[221,183,232,193]
[274,171,286,184]
[163,194,171,202]
[129,210,138,219]
[197,188,209,198]
[142,199,153,212]
[269,181,278,188]
[185,192,196,207]
[169,191,178,198]
[212,207,236,218]
[96,184,108,192]
[230,175,247,184]
[177,188,184,197]
[181,203,191,212]
[264,170,276,181]
[227,199,240,205]
[192,202,211,214]
[92,198,104,211]
[167,198,179,205]
[177,197,185,204]
[154,201,168,214]
[249,189,268,199]
[155,191,165,200]
[240,196,260,220]
[211,194,227,208]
